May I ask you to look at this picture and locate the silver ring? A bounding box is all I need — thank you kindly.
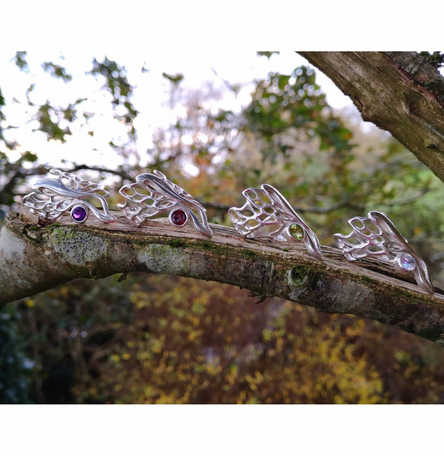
[21,168,116,224]
[334,211,434,295]
[228,184,324,261]
[117,170,213,237]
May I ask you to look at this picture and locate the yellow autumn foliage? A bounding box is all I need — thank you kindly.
[73,275,390,404]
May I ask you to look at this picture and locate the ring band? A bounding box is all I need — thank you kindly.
[334,211,434,295]
[228,184,324,261]
[22,168,116,224]
[117,170,213,237]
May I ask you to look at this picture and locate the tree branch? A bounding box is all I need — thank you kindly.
[2,210,444,343]
[69,164,133,181]
[298,52,444,183]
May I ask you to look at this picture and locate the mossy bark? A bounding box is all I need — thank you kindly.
[1,210,444,343]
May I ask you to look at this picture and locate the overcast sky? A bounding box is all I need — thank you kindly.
[0,51,353,171]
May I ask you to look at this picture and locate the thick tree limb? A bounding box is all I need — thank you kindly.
[2,210,444,343]
[298,52,444,183]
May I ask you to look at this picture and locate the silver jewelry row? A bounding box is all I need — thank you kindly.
[22,168,435,295]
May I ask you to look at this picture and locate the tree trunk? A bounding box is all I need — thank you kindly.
[298,52,444,183]
[2,210,444,343]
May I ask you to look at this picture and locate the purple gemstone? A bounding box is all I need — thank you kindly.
[170,209,187,227]
[71,206,87,222]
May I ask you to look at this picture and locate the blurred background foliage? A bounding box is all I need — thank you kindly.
[2,52,444,403]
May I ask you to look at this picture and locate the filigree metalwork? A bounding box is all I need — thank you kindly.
[117,170,213,237]
[228,184,324,261]
[334,211,434,295]
[21,168,116,224]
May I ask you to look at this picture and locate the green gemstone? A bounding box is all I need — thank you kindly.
[289,224,304,240]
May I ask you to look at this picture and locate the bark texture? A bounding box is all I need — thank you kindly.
[298,52,444,183]
[2,210,444,343]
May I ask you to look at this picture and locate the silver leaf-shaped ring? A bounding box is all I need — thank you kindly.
[228,184,324,261]
[334,211,434,295]
[21,168,116,224]
[117,170,213,237]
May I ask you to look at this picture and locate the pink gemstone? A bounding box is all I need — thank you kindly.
[170,209,187,226]
[71,206,87,222]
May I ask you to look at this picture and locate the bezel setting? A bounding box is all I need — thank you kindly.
[70,205,89,223]
[169,208,188,227]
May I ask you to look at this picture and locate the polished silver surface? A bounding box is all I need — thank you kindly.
[334,211,434,295]
[21,168,116,224]
[228,184,324,261]
[117,170,213,237]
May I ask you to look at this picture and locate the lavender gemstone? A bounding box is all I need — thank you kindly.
[71,206,88,222]
[399,253,417,272]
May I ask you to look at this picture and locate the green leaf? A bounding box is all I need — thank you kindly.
[42,62,72,82]
[162,72,184,85]
[257,51,280,59]
[14,52,28,71]
[278,75,291,90]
